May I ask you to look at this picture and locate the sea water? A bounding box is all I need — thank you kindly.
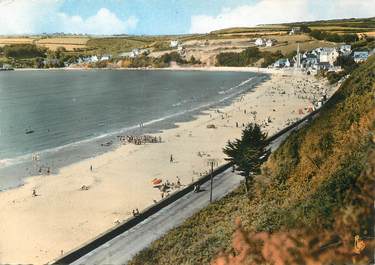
[0,69,267,189]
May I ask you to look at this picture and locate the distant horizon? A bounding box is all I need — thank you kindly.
[0,16,373,38]
[0,0,374,35]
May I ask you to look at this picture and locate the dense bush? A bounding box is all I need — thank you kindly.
[217,48,287,67]
[216,47,261,66]
[310,30,358,43]
[160,51,186,64]
[299,25,312,33]
[261,50,283,67]
[3,44,46,59]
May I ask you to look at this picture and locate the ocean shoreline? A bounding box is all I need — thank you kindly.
[0,71,337,265]
[0,73,268,191]
[12,65,293,74]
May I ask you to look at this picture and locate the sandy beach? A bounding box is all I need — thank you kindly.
[0,70,337,264]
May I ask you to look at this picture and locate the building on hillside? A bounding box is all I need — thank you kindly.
[100,55,111,61]
[130,48,140,58]
[90,55,99,63]
[177,45,185,55]
[265,39,274,47]
[319,48,339,66]
[1,63,13,70]
[316,62,331,71]
[302,55,318,70]
[170,40,180,48]
[340,45,351,56]
[289,27,301,35]
[255,38,265,46]
[139,49,150,56]
[353,51,369,63]
[273,58,290,68]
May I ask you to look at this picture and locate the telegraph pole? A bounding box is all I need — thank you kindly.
[210,162,213,203]
[207,159,218,203]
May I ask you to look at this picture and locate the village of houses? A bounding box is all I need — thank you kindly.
[1,26,373,72]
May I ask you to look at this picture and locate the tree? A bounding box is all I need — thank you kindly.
[300,25,312,33]
[223,123,270,194]
[335,55,358,72]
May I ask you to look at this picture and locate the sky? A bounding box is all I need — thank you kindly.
[0,0,374,35]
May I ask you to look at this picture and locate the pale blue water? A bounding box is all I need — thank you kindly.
[0,69,267,190]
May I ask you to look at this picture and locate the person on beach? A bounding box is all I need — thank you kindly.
[90,165,93,171]
[32,189,37,197]
[170,154,174,163]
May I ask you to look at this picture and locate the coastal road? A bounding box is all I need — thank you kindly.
[69,128,294,265]
[71,168,242,265]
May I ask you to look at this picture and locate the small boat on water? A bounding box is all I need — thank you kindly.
[25,129,34,134]
[101,140,113,147]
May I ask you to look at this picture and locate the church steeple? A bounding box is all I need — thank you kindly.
[296,43,301,68]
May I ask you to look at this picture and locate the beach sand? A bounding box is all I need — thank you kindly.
[0,70,337,264]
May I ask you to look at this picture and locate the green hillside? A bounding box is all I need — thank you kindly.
[129,56,375,265]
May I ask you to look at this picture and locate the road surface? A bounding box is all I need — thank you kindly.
[69,131,290,265]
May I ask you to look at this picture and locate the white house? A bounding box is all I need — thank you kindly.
[255,38,265,46]
[265,39,274,47]
[170,40,180,48]
[353,51,369,63]
[1,63,13,70]
[274,58,290,68]
[130,48,140,58]
[289,27,301,35]
[90,55,99,63]
[139,49,150,56]
[340,45,351,56]
[177,45,186,55]
[319,48,339,66]
[100,55,111,61]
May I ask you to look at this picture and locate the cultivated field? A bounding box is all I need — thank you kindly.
[0,36,89,51]
[36,37,89,51]
[0,37,36,46]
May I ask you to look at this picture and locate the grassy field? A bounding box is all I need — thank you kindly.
[36,37,89,51]
[260,39,339,55]
[0,36,89,51]
[128,56,375,265]
[0,37,36,46]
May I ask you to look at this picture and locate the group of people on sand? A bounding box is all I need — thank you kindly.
[118,134,162,145]
[156,176,182,199]
[132,208,140,216]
